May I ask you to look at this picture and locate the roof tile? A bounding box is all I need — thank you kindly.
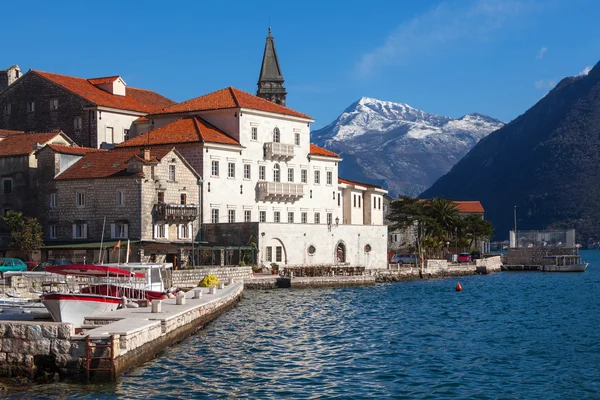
[454,201,485,213]
[0,132,64,157]
[310,143,339,158]
[46,144,104,156]
[338,177,382,189]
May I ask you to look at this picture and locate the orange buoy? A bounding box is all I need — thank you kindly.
[455,282,463,292]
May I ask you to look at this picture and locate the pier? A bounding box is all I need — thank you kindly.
[0,282,243,382]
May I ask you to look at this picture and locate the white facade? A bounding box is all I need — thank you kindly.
[95,107,146,147]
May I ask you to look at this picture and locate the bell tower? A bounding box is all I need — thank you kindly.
[257,28,287,106]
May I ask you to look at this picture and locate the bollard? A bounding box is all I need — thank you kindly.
[176,294,186,305]
[121,296,127,307]
[151,300,162,313]
[194,288,203,299]
[218,282,225,290]
[209,286,216,294]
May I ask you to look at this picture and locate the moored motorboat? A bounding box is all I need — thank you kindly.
[541,255,588,272]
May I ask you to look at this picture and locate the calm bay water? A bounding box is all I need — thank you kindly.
[6,251,600,399]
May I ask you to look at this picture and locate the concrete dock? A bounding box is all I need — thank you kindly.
[0,282,243,382]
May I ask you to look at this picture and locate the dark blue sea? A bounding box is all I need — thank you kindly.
[5,251,600,399]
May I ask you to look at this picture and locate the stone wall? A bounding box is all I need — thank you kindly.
[172,266,253,288]
[506,247,578,265]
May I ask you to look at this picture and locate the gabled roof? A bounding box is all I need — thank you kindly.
[454,201,485,213]
[31,70,175,113]
[339,177,383,189]
[46,143,103,156]
[0,132,66,157]
[0,128,25,138]
[153,87,311,119]
[56,147,173,180]
[87,76,121,85]
[310,143,339,158]
[116,116,240,148]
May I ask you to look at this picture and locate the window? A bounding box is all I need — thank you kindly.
[374,197,377,209]
[124,129,130,141]
[244,164,251,179]
[251,126,258,141]
[288,168,294,182]
[72,223,87,239]
[211,161,219,177]
[314,213,320,224]
[49,225,57,239]
[2,178,12,195]
[260,210,266,222]
[259,165,266,180]
[274,211,281,223]
[266,246,273,262]
[327,171,332,185]
[211,209,219,223]
[158,192,165,203]
[301,169,307,183]
[26,101,35,113]
[49,99,58,111]
[50,193,56,208]
[112,223,128,239]
[154,223,167,239]
[378,197,381,210]
[327,213,332,225]
[117,191,124,206]
[180,193,187,205]
[273,164,280,182]
[308,245,316,255]
[301,212,307,224]
[228,209,236,223]
[337,193,340,207]
[3,104,10,115]
[359,196,361,208]
[276,246,282,262]
[76,192,85,207]
[179,224,191,239]
[74,116,82,131]
[169,165,176,181]
[106,127,114,143]
[273,127,280,143]
[353,194,356,208]
[244,210,251,222]
[288,212,294,223]
[228,162,235,178]
[295,132,300,146]
[314,170,320,185]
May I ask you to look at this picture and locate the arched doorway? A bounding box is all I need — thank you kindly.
[336,242,346,263]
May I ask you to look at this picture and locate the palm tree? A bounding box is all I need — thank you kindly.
[424,198,460,241]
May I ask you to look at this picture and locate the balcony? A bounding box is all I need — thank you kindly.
[153,203,199,221]
[265,142,294,161]
[257,182,304,201]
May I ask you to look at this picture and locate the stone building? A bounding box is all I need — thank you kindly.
[256,28,287,106]
[0,70,174,148]
[0,65,21,92]
[36,145,201,263]
[0,130,73,253]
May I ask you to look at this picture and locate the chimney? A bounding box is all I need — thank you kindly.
[143,148,151,161]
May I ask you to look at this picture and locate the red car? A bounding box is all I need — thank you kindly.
[25,261,40,271]
[457,253,472,263]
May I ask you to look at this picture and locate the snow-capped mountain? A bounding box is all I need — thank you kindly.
[312,97,504,197]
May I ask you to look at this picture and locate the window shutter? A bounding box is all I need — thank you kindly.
[111,224,115,239]
[164,224,169,240]
[83,224,88,239]
[153,224,157,239]
[124,224,128,238]
[72,224,76,239]
[188,223,193,239]
[177,225,182,239]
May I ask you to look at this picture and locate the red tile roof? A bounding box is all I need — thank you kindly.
[0,132,64,157]
[56,147,173,180]
[454,201,485,213]
[46,144,103,156]
[116,116,240,148]
[32,70,175,113]
[310,143,339,158]
[0,129,25,137]
[338,177,383,189]
[87,76,120,85]
[153,87,311,119]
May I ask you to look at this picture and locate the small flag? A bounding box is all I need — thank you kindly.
[112,240,121,253]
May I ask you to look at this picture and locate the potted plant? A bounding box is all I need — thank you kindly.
[271,263,279,275]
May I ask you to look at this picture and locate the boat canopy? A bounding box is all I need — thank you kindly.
[45,264,146,278]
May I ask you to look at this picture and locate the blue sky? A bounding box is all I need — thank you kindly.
[1,0,598,127]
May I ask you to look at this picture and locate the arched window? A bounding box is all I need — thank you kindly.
[273,164,280,182]
[273,127,280,143]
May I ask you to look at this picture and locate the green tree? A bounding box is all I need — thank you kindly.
[2,211,44,257]
[463,214,494,250]
[424,197,459,241]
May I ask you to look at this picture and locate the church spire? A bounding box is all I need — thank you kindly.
[257,27,287,106]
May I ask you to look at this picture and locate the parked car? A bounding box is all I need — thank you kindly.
[470,251,482,260]
[457,253,472,263]
[391,253,418,264]
[25,261,40,271]
[0,258,28,276]
[38,259,72,270]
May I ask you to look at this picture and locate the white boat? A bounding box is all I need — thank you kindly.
[541,255,588,272]
[41,263,172,326]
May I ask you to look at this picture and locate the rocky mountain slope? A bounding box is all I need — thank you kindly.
[421,61,600,240]
[312,98,504,197]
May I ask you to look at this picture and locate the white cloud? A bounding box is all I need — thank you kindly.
[577,66,592,76]
[535,79,556,89]
[355,0,542,77]
[536,47,547,59]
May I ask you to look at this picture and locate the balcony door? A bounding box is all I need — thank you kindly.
[273,164,280,182]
